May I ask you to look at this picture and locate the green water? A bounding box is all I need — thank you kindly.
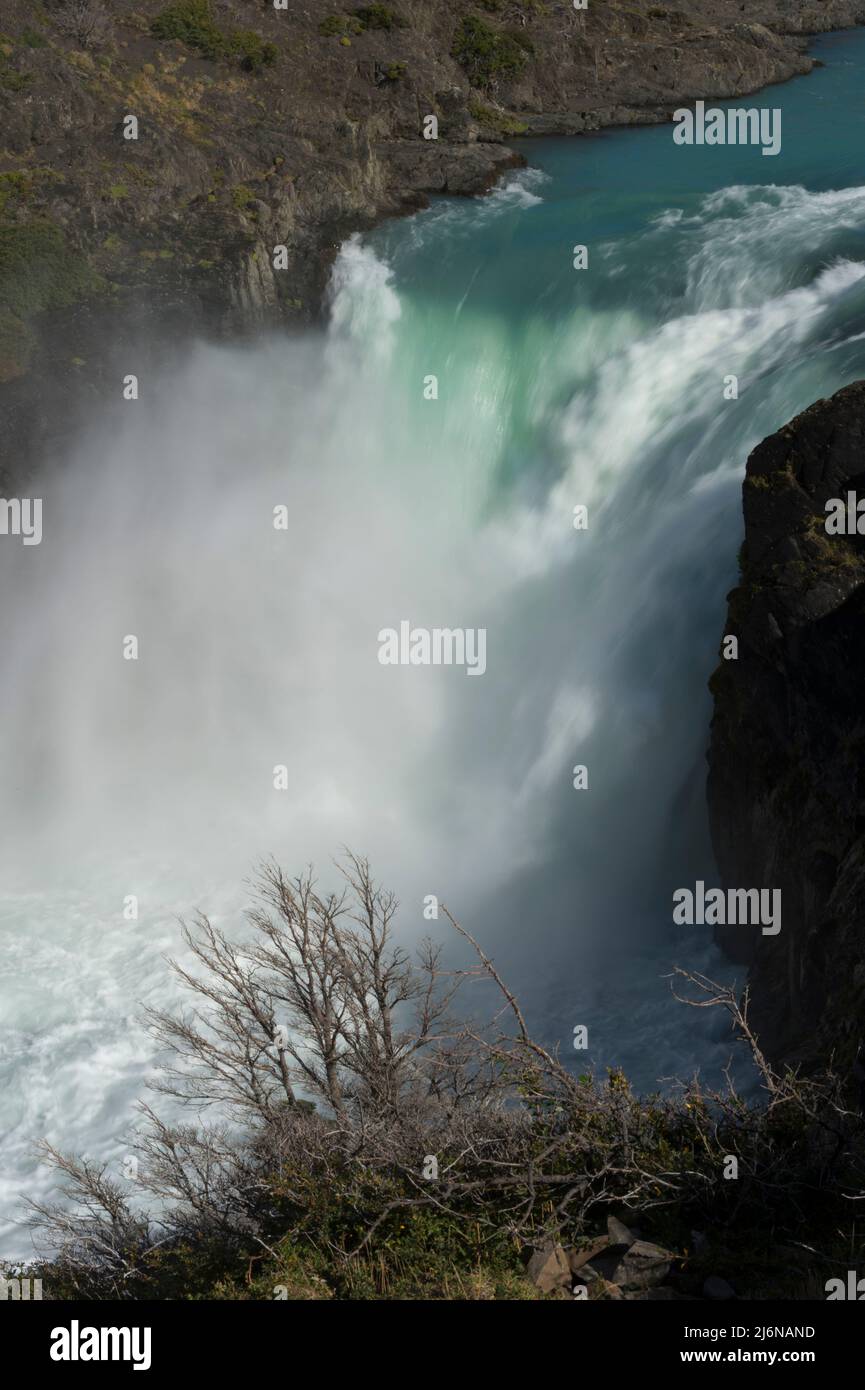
[356,27,865,1075]
[3,30,865,1255]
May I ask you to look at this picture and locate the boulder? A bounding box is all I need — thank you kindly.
[568,1236,610,1273]
[607,1214,634,1248]
[526,1242,571,1294]
[607,1239,672,1291]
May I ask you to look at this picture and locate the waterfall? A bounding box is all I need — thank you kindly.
[3,149,865,1253]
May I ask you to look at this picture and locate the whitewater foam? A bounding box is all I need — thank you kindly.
[3,169,865,1257]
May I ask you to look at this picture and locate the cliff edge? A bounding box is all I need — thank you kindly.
[708,381,865,1070]
[2,0,865,475]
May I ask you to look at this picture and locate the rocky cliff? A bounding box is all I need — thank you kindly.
[707,382,865,1071]
[2,0,865,476]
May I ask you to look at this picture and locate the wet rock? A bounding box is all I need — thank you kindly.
[708,381,865,1068]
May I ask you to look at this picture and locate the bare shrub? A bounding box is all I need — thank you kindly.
[51,0,113,49]
[19,854,865,1299]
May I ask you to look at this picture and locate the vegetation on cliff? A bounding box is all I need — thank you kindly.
[0,2,845,330]
[451,15,528,92]
[1,0,860,468]
[0,219,105,382]
[13,854,865,1301]
[150,0,278,71]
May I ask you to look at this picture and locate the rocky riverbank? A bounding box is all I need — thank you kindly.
[2,0,865,475]
[707,381,865,1072]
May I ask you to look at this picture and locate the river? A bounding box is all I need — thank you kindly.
[2,27,865,1256]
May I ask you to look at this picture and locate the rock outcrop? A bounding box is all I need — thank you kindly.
[2,0,865,474]
[525,1216,678,1299]
[707,381,865,1070]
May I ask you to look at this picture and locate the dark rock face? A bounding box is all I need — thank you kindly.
[2,0,864,473]
[707,382,865,1069]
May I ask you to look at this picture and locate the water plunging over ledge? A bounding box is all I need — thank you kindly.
[3,28,865,1256]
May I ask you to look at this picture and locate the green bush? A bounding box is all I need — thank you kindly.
[451,15,528,92]
[20,27,47,48]
[320,7,404,36]
[353,4,405,30]
[151,0,225,59]
[151,1,277,70]
[230,183,255,210]
[319,14,363,36]
[504,26,534,55]
[0,54,30,91]
[0,168,57,215]
[228,30,278,72]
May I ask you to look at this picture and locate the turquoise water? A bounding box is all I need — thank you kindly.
[2,29,865,1254]
[357,26,865,1067]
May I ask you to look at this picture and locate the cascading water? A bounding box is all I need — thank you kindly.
[3,26,865,1258]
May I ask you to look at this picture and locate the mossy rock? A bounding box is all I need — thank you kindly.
[0,307,33,383]
[469,100,528,135]
[0,221,105,379]
[0,170,46,217]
